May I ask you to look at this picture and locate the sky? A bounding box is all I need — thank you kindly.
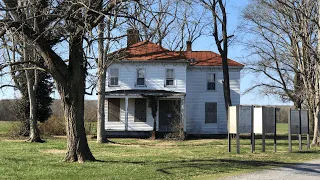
[0,0,292,106]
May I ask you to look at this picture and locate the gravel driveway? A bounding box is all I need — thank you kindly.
[220,159,320,180]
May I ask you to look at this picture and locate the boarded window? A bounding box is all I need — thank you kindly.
[134,99,147,122]
[108,98,120,122]
[207,73,216,90]
[109,69,119,86]
[165,69,175,86]
[205,102,217,123]
[136,69,145,86]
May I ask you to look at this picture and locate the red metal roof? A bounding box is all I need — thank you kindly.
[115,41,244,67]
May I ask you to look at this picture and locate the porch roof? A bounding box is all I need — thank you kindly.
[105,90,185,97]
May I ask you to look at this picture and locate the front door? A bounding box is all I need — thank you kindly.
[159,100,181,131]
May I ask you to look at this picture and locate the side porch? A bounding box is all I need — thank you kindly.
[104,90,186,137]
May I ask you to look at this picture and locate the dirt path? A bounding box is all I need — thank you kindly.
[220,159,320,180]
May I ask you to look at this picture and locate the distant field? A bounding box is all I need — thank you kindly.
[277,123,288,135]
[0,121,319,180]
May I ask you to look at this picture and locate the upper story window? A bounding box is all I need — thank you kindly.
[136,68,145,86]
[165,69,175,86]
[109,68,119,86]
[207,73,216,91]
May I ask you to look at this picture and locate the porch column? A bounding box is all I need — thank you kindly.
[156,99,159,131]
[125,97,129,131]
[181,96,186,132]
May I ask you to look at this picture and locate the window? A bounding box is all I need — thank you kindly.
[108,98,120,122]
[165,69,175,86]
[136,68,145,86]
[205,102,217,123]
[207,73,216,91]
[134,99,147,122]
[109,69,119,86]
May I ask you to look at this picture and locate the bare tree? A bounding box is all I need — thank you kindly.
[0,0,145,162]
[127,0,208,51]
[241,0,320,144]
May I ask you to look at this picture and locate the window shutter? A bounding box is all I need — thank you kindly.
[205,102,217,123]
[108,98,120,122]
[134,99,147,122]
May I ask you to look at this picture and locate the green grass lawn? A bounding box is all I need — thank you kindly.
[0,121,319,180]
[0,121,18,136]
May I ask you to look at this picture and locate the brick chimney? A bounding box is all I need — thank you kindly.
[186,40,192,51]
[127,29,140,47]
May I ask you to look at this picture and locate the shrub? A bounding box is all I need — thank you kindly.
[39,116,65,136]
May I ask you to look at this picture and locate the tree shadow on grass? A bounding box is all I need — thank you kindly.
[95,158,320,176]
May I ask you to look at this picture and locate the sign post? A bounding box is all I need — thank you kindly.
[307,110,310,149]
[288,108,292,152]
[274,108,277,152]
[236,105,240,154]
[251,105,255,153]
[298,109,302,151]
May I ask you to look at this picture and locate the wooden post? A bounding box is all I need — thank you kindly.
[262,107,265,152]
[288,108,292,152]
[298,109,302,151]
[228,106,231,153]
[236,105,240,154]
[228,133,231,153]
[274,108,277,152]
[180,97,186,133]
[307,110,310,149]
[251,106,255,153]
[125,97,129,131]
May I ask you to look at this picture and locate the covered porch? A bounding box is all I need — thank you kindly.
[104,90,186,135]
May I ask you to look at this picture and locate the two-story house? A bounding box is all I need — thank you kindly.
[104,30,243,137]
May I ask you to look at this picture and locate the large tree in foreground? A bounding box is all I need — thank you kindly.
[0,0,141,162]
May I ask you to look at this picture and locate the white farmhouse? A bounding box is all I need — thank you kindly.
[104,30,243,137]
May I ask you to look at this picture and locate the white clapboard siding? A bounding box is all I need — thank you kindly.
[185,67,241,134]
[105,99,125,131]
[128,98,153,131]
[106,62,187,93]
[105,98,154,131]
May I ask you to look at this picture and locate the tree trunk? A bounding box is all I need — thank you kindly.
[61,90,95,162]
[97,21,107,143]
[313,0,320,145]
[25,69,42,142]
[219,0,232,116]
[24,35,42,143]
[58,35,95,162]
[312,106,319,145]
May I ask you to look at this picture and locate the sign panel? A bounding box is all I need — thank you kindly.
[290,110,300,134]
[239,106,252,133]
[228,106,252,134]
[290,110,309,134]
[228,106,237,134]
[253,107,263,134]
[254,107,275,134]
[263,107,276,133]
[301,110,309,134]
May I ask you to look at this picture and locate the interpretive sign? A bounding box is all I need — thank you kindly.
[228,106,253,134]
[288,109,310,152]
[253,107,276,134]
